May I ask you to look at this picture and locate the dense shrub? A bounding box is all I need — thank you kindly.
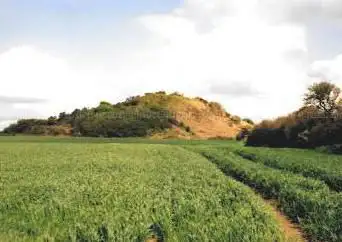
[195,97,209,104]
[231,115,241,124]
[4,119,49,134]
[3,92,242,139]
[5,100,174,138]
[242,118,254,125]
[247,80,342,149]
[246,128,289,147]
[170,92,183,96]
[307,121,342,146]
[72,107,173,138]
[247,118,342,149]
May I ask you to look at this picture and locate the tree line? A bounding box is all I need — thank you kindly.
[245,81,342,152]
[3,95,185,137]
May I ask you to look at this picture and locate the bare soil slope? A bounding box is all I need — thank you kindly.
[133,92,252,139]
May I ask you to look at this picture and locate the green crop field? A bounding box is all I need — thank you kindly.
[187,146,342,241]
[234,147,342,192]
[0,139,282,241]
[1,136,342,241]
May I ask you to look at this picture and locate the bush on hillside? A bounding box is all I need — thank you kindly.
[246,128,288,147]
[171,92,183,96]
[195,97,209,104]
[242,118,254,125]
[247,117,342,148]
[307,121,342,146]
[231,115,242,124]
[3,92,245,139]
[246,81,342,149]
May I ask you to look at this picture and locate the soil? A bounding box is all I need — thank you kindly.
[266,200,306,242]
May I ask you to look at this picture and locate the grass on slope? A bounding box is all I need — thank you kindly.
[234,147,342,192]
[191,146,342,242]
[0,142,283,241]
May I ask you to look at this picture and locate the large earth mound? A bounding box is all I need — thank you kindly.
[3,92,252,139]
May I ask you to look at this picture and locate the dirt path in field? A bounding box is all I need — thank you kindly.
[145,200,306,242]
[265,200,306,242]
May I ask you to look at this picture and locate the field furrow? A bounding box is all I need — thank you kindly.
[189,146,342,241]
[234,147,342,192]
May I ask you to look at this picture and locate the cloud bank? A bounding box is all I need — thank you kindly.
[1,0,342,126]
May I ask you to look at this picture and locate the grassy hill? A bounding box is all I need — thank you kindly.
[3,92,252,139]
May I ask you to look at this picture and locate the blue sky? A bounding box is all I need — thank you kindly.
[0,0,180,51]
[307,20,342,59]
[1,0,342,128]
[1,0,341,59]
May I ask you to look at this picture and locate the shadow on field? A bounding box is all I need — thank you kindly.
[145,223,165,242]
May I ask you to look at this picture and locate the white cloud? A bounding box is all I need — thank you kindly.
[258,0,342,23]
[134,0,310,120]
[309,54,342,83]
[0,46,116,120]
[1,0,332,126]
[0,120,16,131]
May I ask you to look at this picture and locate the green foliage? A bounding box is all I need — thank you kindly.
[0,143,283,241]
[234,147,342,192]
[4,95,177,138]
[193,147,342,241]
[3,119,71,136]
[304,81,341,118]
[208,101,222,110]
[316,144,342,154]
[47,116,58,125]
[246,128,289,147]
[208,136,234,140]
[3,91,244,139]
[231,115,242,124]
[0,136,243,146]
[170,92,183,96]
[242,118,254,125]
[95,101,114,112]
[121,96,141,106]
[72,106,173,137]
[247,119,342,148]
[247,81,342,149]
[307,121,342,146]
[194,97,209,104]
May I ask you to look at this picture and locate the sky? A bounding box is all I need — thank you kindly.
[1,0,342,129]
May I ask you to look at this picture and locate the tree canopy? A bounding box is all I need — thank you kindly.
[304,81,341,118]
[246,81,342,150]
